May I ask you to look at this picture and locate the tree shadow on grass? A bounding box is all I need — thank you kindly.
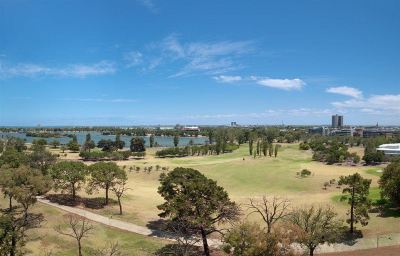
[45,194,81,207]
[45,194,117,210]
[82,197,117,209]
[155,244,202,256]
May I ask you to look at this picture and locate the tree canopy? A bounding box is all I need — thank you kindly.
[157,167,240,256]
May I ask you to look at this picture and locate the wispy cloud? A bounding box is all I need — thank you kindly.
[124,51,143,67]
[213,74,306,91]
[326,86,363,98]
[186,108,333,120]
[127,34,254,77]
[332,94,400,115]
[63,98,137,103]
[136,0,157,12]
[0,60,116,79]
[213,75,242,83]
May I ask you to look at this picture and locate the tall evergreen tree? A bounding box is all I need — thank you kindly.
[338,173,371,233]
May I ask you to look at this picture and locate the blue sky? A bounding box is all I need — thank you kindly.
[1,0,399,126]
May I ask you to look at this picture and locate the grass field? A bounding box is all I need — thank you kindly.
[47,143,400,238]
[0,198,167,256]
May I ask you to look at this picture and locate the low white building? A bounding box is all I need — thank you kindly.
[377,143,400,155]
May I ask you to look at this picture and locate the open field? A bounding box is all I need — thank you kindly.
[47,143,400,238]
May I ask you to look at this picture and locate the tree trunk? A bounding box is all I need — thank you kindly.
[118,197,122,215]
[105,184,109,205]
[78,240,82,256]
[200,227,210,256]
[309,246,315,256]
[350,186,355,233]
[72,184,76,201]
[11,228,16,256]
[9,195,12,211]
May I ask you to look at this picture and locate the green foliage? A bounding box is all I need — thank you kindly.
[149,135,155,148]
[50,161,88,200]
[300,169,312,177]
[87,162,127,205]
[299,142,310,150]
[173,135,179,147]
[130,137,146,152]
[309,137,351,164]
[223,221,295,256]
[157,167,240,255]
[6,138,27,152]
[363,140,385,164]
[289,206,343,256]
[156,147,190,158]
[0,148,29,168]
[379,160,400,206]
[114,133,125,149]
[28,147,57,174]
[50,140,61,148]
[338,173,372,233]
[67,138,80,152]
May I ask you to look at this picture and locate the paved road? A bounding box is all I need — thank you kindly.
[38,197,399,254]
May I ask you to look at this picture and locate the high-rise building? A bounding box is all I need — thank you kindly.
[332,114,343,128]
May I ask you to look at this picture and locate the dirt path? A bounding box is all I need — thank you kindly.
[37,197,222,247]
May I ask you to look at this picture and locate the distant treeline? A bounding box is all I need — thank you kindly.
[155,144,240,158]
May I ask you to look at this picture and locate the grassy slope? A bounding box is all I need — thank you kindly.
[51,144,399,237]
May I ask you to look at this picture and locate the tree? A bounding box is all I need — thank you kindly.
[83,133,95,152]
[149,135,155,148]
[223,221,296,256]
[157,167,240,256]
[55,214,94,256]
[379,160,400,206]
[94,241,123,256]
[248,138,254,156]
[0,165,52,215]
[247,196,290,234]
[0,148,28,168]
[274,144,280,158]
[87,162,127,205]
[130,137,145,152]
[6,138,27,152]
[114,134,125,150]
[50,161,87,201]
[50,140,60,149]
[173,135,180,147]
[67,138,80,152]
[338,173,371,233]
[28,147,57,174]
[111,175,129,215]
[288,206,343,256]
[97,139,116,152]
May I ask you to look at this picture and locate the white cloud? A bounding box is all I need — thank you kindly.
[124,51,143,67]
[0,60,116,78]
[332,94,400,114]
[213,75,242,83]
[251,76,305,90]
[326,86,363,98]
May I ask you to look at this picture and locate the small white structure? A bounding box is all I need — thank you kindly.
[377,143,400,155]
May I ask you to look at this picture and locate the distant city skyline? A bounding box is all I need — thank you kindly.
[1,0,399,126]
